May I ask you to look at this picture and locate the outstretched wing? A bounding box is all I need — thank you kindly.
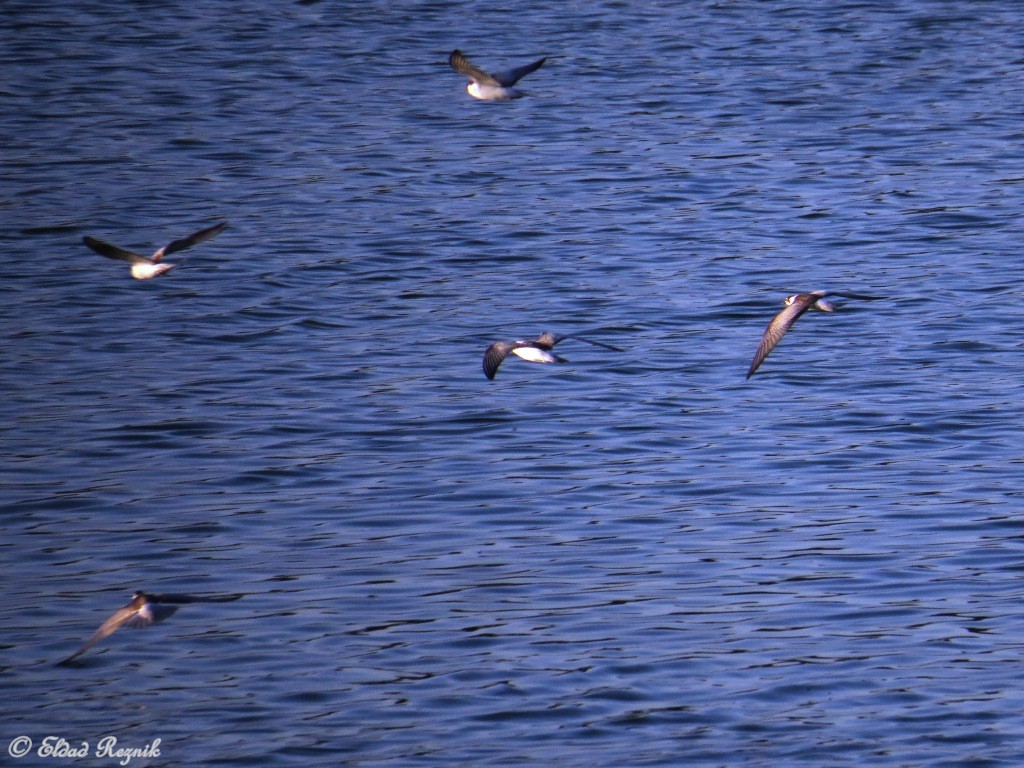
[746,297,815,379]
[158,221,228,259]
[536,332,622,352]
[146,592,244,604]
[56,604,139,665]
[483,341,514,380]
[561,335,623,352]
[449,50,502,86]
[827,292,884,301]
[82,236,149,265]
[493,56,546,87]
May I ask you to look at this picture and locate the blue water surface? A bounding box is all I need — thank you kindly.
[3,1,1024,766]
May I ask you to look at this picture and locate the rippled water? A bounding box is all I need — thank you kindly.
[4,1,1024,766]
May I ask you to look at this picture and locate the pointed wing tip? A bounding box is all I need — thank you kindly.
[746,346,773,379]
[483,357,501,379]
[197,220,229,238]
[81,235,106,252]
[745,353,769,378]
[483,355,500,380]
[563,335,624,352]
[162,221,229,256]
[55,640,96,666]
[145,591,243,603]
[483,341,507,379]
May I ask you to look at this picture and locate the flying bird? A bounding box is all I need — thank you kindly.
[56,591,243,665]
[483,332,622,380]
[449,49,547,100]
[82,221,227,279]
[746,291,882,379]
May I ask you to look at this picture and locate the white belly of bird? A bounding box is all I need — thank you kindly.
[467,82,514,100]
[512,347,557,364]
[131,262,173,279]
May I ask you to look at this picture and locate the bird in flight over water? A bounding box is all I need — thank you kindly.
[483,331,622,380]
[82,221,227,279]
[449,49,547,100]
[746,291,883,379]
[56,591,243,665]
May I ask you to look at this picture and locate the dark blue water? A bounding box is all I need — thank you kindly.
[4,1,1024,765]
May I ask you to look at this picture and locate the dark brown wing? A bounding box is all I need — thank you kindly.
[82,236,149,265]
[746,295,817,379]
[826,292,884,301]
[493,57,546,87]
[483,341,515,380]
[449,50,502,86]
[559,335,623,352]
[146,592,244,603]
[536,332,623,352]
[158,221,228,259]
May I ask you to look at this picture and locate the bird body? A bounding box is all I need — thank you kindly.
[509,344,565,365]
[483,332,621,379]
[82,221,227,279]
[746,291,882,379]
[56,590,243,665]
[449,49,546,100]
